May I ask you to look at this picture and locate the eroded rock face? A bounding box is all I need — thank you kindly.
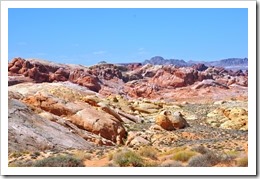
[8,98,94,152]
[8,82,127,149]
[22,94,75,116]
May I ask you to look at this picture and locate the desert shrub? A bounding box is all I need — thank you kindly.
[9,160,34,167]
[162,147,187,156]
[143,160,159,167]
[113,149,144,167]
[9,151,30,158]
[171,150,197,162]
[225,150,240,159]
[204,152,222,165]
[188,152,222,167]
[108,152,114,161]
[30,151,41,159]
[9,152,23,158]
[237,157,248,167]
[188,155,211,167]
[33,151,41,156]
[160,161,183,167]
[221,153,237,162]
[32,155,84,167]
[191,145,210,154]
[73,150,91,160]
[138,146,158,160]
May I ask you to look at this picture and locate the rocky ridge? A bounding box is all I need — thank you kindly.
[143,56,248,71]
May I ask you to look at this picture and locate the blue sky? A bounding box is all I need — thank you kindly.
[8,8,248,66]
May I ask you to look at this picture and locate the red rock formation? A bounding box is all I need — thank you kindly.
[192,63,208,71]
[8,57,248,99]
[124,63,142,71]
[69,69,101,92]
[8,58,101,92]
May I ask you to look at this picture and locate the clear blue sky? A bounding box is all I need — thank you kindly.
[8,8,248,66]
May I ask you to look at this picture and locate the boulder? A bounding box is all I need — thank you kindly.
[155,111,175,131]
[70,106,127,144]
[169,111,189,129]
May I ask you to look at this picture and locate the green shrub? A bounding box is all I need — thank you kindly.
[171,150,197,162]
[113,149,144,167]
[33,155,84,167]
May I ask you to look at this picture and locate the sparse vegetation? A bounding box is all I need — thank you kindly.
[160,161,183,167]
[191,145,210,154]
[73,150,92,160]
[225,150,240,158]
[9,160,34,167]
[171,150,197,162]
[162,147,187,156]
[9,151,30,158]
[188,151,222,167]
[237,156,248,167]
[143,160,159,167]
[33,155,84,167]
[112,149,144,167]
[188,155,211,167]
[138,146,158,160]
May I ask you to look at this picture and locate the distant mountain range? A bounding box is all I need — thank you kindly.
[143,56,248,71]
